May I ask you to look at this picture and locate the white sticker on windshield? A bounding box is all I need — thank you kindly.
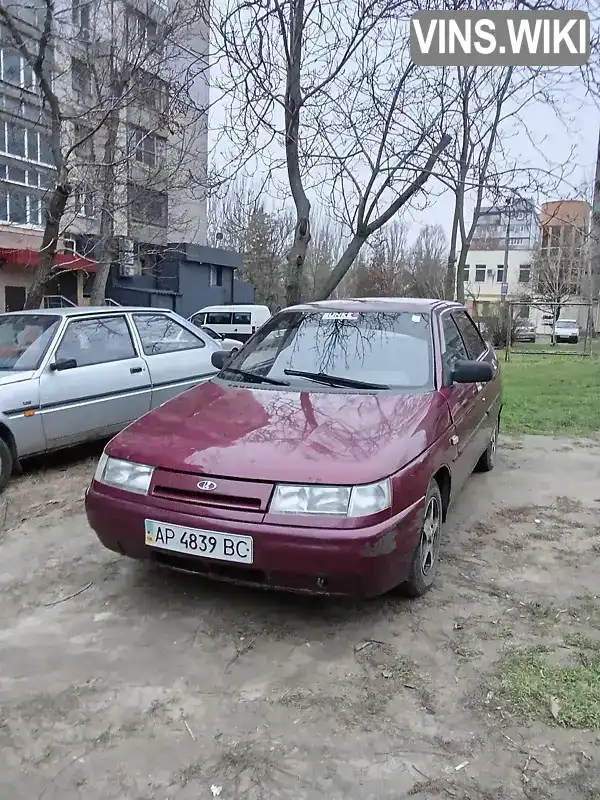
[412,314,421,322]
[322,312,359,320]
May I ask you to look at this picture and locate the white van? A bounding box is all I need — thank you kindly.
[189,304,271,343]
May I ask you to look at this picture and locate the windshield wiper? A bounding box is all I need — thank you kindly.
[222,367,290,386]
[284,369,389,390]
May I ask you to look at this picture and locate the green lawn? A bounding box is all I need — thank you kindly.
[500,352,600,436]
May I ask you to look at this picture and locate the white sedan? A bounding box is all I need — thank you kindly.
[200,326,243,353]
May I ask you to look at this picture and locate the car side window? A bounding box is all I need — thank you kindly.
[206,312,232,325]
[442,315,468,378]
[233,312,251,325]
[132,314,205,356]
[55,316,136,368]
[452,310,487,359]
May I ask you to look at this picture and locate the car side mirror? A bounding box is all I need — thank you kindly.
[50,357,77,372]
[211,350,228,370]
[451,359,493,384]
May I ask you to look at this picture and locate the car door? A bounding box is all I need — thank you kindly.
[39,314,151,448]
[451,308,500,458]
[439,313,482,491]
[130,312,216,409]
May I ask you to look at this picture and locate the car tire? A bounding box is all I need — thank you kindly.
[402,480,443,598]
[474,420,499,473]
[0,437,14,493]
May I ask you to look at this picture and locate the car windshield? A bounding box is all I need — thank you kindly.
[217,310,434,391]
[0,314,61,371]
[556,320,576,328]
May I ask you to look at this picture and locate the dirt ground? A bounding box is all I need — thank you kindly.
[1,436,600,800]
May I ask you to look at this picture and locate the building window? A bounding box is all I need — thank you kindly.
[74,183,94,218]
[72,0,92,40]
[519,265,531,283]
[496,265,504,283]
[74,124,95,162]
[0,184,43,226]
[138,71,168,113]
[209,265,217,286]
[72,58,92,98]
[0,121,54,167]
[127,8,161,52]
[0,48,36,92]
[131,127,164,167]
[129,185,168,227]
[475,265,485,282]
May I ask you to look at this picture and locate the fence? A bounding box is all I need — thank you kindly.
[504,299,598,361]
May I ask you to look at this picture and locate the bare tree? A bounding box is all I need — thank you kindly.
[406,224,447,299]
[0,0,209,308]
[214,0,451,306]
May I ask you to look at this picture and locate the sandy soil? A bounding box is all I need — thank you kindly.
[1,435,600,799]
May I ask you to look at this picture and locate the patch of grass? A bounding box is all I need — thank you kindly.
[496,638,600,728]
[500,354,600,436]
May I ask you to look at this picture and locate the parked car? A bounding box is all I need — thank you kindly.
[513,320,536,343]
[189,304,271,343]
[86,299,502,599]
[0,307,220,490]
[554,319,580,344]
[197,325,243,354]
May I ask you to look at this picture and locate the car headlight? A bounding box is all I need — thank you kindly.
[94,454,154,495]
[269,479,391,517]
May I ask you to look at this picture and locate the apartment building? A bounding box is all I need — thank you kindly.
[0,0,210,311]
[538,199,589,296]
[470,198,539,251]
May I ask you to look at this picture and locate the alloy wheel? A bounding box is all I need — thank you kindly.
[420,495,441,576]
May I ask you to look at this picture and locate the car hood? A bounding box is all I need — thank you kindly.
[108,380,451,484]
[0,370,36,387]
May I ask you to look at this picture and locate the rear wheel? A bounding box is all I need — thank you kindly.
[0,437,14,493]
[402,481,443,598]
[475,420,498,473]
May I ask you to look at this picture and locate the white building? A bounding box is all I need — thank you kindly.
[0,0,208,309]
[463,249,534,318]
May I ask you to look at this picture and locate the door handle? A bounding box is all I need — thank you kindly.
[130,366,143,374]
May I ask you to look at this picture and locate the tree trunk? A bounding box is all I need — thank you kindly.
[24,182,70,309]
[455,242,469,303]
[315,232,366,300]
[444,201,460,301]
[90,104,120,306]
[285,214,311,306]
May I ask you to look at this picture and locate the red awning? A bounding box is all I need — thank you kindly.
[0,248,97,273]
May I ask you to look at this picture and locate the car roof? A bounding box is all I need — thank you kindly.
[284,297,463,314]
[195,304,270,313]
[0,306,177,318]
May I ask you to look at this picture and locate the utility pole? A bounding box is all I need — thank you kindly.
[501,196,512,303]
[502,196,512,361]
[591,124,600,311]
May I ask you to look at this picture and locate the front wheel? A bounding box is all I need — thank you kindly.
[402,481,443,598]
[0,437,14,493]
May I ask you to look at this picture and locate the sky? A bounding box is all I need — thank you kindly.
[207,13,600,248]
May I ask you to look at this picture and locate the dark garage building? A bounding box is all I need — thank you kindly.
[104,243,254,317]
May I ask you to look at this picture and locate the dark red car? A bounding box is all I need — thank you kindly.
[85,299,501,598]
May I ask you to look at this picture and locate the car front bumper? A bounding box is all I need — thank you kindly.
[85,483,425,598]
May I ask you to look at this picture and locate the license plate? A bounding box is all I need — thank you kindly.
[144,519,253,564]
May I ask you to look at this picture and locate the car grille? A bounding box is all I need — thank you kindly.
[150,470,273,512]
